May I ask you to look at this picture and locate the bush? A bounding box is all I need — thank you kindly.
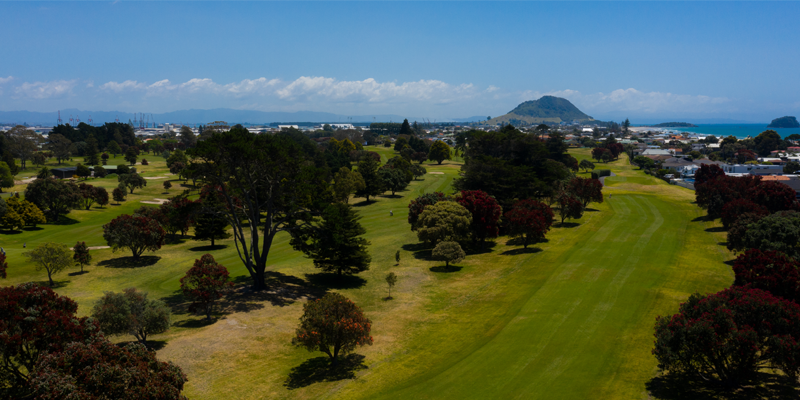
[432,240,466,268]
[141,158,149,165]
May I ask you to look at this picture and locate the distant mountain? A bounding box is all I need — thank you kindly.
[768,116,800,129]
[487,96,594,125]
[0,108,416,126]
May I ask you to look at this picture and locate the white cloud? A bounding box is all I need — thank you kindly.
[100,80,147,92]
[0,76,12,85]
[14,80,76,99]
[276,76,476,103]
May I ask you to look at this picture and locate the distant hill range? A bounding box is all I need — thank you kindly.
[650,122,698,128]
[0,108,421,126]
[486,96,596,125]
[768,116,800,128]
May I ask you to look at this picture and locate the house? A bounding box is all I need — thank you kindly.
[51,167,78,179]
[662,157,696,172]
[721,164,783,175]
[642,149,671,156]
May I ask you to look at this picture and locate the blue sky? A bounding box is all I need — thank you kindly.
[1,1,799,122]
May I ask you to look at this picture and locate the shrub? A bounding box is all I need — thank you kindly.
[720,199,768,229]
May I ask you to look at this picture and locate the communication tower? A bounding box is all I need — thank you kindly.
[57,111,63,124]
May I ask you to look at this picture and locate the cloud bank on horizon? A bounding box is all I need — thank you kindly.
[0,75,770,122]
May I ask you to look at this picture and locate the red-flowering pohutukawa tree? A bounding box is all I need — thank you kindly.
[694,163,725,186]
[653,286,800,386]
[746,181,800,214]
[604,142,625,160]
[591,147,611,163]
[695,175,762,219]
[0,252,7,279]
[0,283,100,393]
[293,292,373,366]
[181,254,233,320]
[732,249,800,304]
[567,177,604,207]
[30,339,188,400]
[720,198,768,229]
[504,199,554,248]
[103,214,166,259]
[557,193,584,224]
[456,190,503,244]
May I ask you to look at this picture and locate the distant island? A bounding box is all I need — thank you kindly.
[651,122,697,128]
[767,116,800,128]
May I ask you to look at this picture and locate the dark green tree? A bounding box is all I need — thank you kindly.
[24,177,82,221]
[193,189,232,246]
[379,168,410,195]
[399,119,413,136]
[73,241,91,273]
[107,140,122,158]
[354,155,384,201]
[428,141,452,165]
[291,203,371,277]
[118,173,147,194]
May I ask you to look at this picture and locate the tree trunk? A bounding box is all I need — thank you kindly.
[48,271,54,287]
[211,237,215,246]
[253,268,267,291]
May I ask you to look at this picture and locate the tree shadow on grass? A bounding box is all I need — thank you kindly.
[116,340,168,351]
[52,215,80,225]
[0,229,23,235]
[718,242,729,247]
[98,256,161,269]
[305,272,366,290]
[380,194,402,199]
[285,354,367,390]
[68,270,89,277]
[173,318,216,329]
[34,280,69,289]
[501,247,542,256]
[692,215,713,223]
[188,244,228,252]
[352,199,379,207]
[705,226,727,233]
[463,241,497,256]
[430,265,463,273]
[584,208,601,212]
[22,226,44,231]
[558,222,580,228]
[646,372,800,400]
[402,242,433,261]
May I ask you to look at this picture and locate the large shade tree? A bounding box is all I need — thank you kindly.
[24,178,82,222]
[505,199,554,248]
[188,128,331,291]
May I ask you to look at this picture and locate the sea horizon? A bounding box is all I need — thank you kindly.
[640,123,800,139]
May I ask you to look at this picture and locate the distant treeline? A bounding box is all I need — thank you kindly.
[50,122,138,149]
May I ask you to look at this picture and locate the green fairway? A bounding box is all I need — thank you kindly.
[0,148,734,399]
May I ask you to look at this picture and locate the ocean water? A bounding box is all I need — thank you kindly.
[665,124,800,139]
